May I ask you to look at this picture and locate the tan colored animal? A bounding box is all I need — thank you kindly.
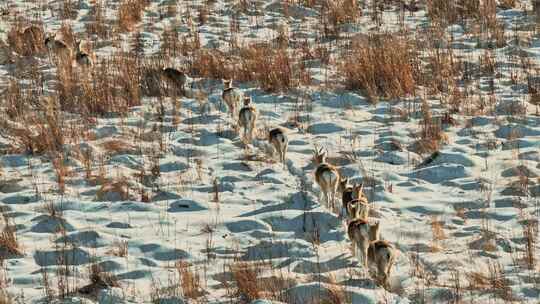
[238,97,257,144]
[45,34,72,61]
[313,147,340,211]
[345,183,369,220]
[75,40,95,67]
[222,79,243,117]
[347,219,378,268]
[368,240,396,288]
[162,67,187,95]
[269,127,288,163]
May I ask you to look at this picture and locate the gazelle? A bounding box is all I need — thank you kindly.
[222,79,243,117]
[44,34,72,61]
[348,219,396,287]
[313,147,339,211]
[345,183,369,220]
[75,40,95,67]
[348,219,378,268]
[368,239,396,288]
[162,67,187,94]
[238,97,257,144]
[269,127,288,163]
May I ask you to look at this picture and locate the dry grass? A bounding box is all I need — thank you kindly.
[108,240,128,257]
[100,138,137,156]
[0,212,22,259]
[86,0,109,38]
[229,261,261,301]
[118,0,149,32]
[430,216,446,252]
[0,290,12,304]
[409,100,449,154]
[0,97,66,156]
[521,218,537,270]
[340,34,418,102]
[467,261,515,301]
[325,274,348,304]
[426,0,481,26]
[7,21,46,57]
[176,261,204,300]
[97,179,131,201]
[322,0,361,38]
[238,43,309,92]
[79,263,120,296]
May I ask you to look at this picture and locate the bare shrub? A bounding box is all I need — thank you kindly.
[340,34,418,102]
[409,100,448,154]
[176,261,204,299]
[118,0,149,32]
[191,49,233,79]
[0,211,23,258]
[86,0,109,38]
[7,21,46,57]
[108,240,128,257]
[467,261,515,301]
[321,0,361,38]
[238,43,310,92]
[426,0,480,26]
[79,263,120,296]
[230,261,260,301]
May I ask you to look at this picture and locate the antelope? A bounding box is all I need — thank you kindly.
[222,79,243,117]
[345,183,369,221]
[75,40,95,67]
[238,97,257,144]
[313,147,339,211]
[368,240,396,288]
[162,67,187,95]
[44,34,72,61]
[269,127,288,163]
[348,219,377,268]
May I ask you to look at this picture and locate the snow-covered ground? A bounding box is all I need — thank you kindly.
[0,1,539,303]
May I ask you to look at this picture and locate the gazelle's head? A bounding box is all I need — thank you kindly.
[338,177,349,193]
[353,183,366,200]
[313,147,327,165]
[44,34,54,48]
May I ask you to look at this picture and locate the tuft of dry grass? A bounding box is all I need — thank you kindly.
[7,21,46,57]
[340,34,418,102]
[409,100,448,154]
[97,179,131,201]
[176,261,204,300]
[229,261,260,301]
[108,240,128,257]
[100,138,137,156]
[321,0,361,38]
[118,0,149,32]
[0,211,23,258]
[325,274,348,304]
[426,0,481,26]
[86,0,109,38]
[430,215,446,252]
[521,218,537,270]
[79,263,120,296]
[467,261,515,301]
